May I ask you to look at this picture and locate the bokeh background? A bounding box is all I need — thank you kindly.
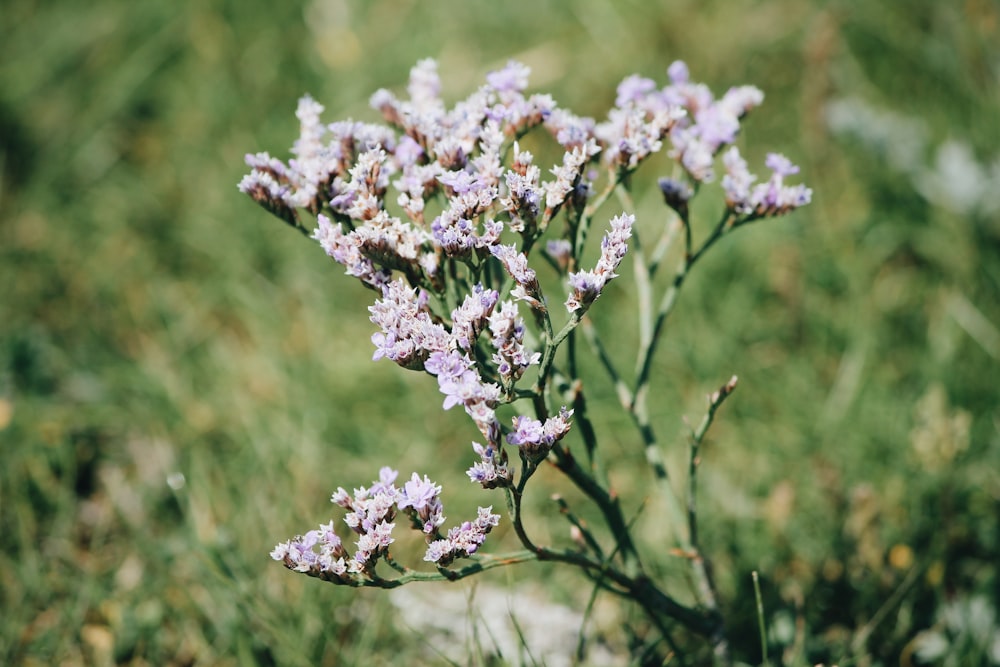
[2,0,998,665]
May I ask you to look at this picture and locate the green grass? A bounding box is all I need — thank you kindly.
[2,0,999,664]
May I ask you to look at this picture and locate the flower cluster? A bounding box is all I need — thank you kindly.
[565,213,635,313]
[423,506,502,567]
[506,407,575,459]
[721,149,813,218]
[245,57,810,585]
[271,467,497,579]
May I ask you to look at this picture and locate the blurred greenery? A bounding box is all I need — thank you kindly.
[2,0,998,664]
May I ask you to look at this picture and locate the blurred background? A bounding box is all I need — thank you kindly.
[2,0,998,664]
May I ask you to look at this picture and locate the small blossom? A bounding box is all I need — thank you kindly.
[423,506,501,566]
[425,350,501,415]
[239,169,298,226]
[616,75,657,108]
[721,146,756,212]
[407,58,443,111]
[545,109,596,149]
[667,60,690,84]
[313,214,390,288]
[658,177,694,216]
[438,169,480,195]
[597,105,683,172]
[722,148,812,217]
[544,141,598,210]
[669,128,716,182]
[487,60,531,95]
[506,407,573,458]
[370,279,450,368]
[565,213,635,313]
[399,473,446,534]
[765,152,799,177]
[466,441,512,488]
[489,300,540,383]
[489,244,542,308]
[450,284,499,350]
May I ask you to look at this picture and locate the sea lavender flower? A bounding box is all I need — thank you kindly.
[466,441,512,488]
[423,506,501,566]
[271,521,350,580]
[500,143,543,230]
[313,214,391,288]
[667,60,689,84]
[489,244,542,308]
[721,146,756,212]
[274,468,408,580]
[450,284,499,351]
[426,350,501,412]
[398,473,446,535]
[249,58,810,607]
[369,279,450,368]
[566,213,635,313]
[350,211,427,271]
[238,168,298,227]
[656,61,765,183]
[615,75,658,108]
[658,177,694,217]
[407,58,443,111]
[489,300,540,384]
[487,60,531,97]
[544,141,599,211]
[545,108,597,150]
[506,407,574,458]
[596,103,684,172]
[722,148,812,217]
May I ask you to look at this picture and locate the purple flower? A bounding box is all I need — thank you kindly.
[721,146,756,212]
[669,129,716,182]
[399,473,441,511]
[239,169,298,226]
[423,506,501,565]
[546,109,596,150]
[393,135,425,167]
[658,177,694,215]
[353,520,397,571]
[487,60,531,94]
[615,75,657,108]
[505,407,573,457]
[722,148,811,217]
[425,350,501,412]
[438,169,480,194]
[466,441,512,488]
[369,279,450,368]
[271,520,350,580]
[719,85,765,118]
[450,284,499,350]
[692,104,741,149]
[371,466,399,494]
[565,213,634,313]
[765,152,799,177]
[399,473,446,534]
[545,239,573,268]
[407,58,442,110]
[489,245,540,307]
[667,60,690,84]
[489,300,540,383]
[544,142,598,210]
[507,415,546,447]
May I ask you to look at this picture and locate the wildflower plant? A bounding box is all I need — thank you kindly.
[241,58,810,659]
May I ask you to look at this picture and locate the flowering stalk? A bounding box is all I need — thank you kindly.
[241,57,810,661]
